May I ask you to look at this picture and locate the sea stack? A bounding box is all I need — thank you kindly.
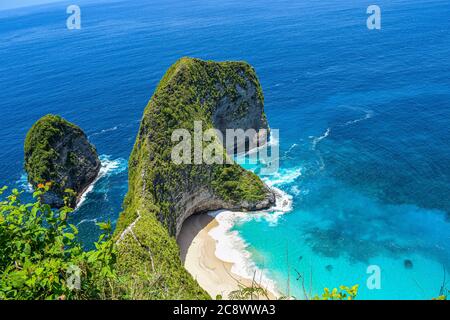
[115,57,275,299]
[24,114,101,208]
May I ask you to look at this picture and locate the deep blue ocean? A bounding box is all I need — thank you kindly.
[1,0,449,299]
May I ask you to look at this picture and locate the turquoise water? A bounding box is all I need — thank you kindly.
[1,0,449,299]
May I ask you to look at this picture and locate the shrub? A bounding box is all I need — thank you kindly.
[0,185,116,300]
[312,285,359,300]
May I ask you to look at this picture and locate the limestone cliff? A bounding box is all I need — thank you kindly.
[24,115,101,208]
[115,58,275,299]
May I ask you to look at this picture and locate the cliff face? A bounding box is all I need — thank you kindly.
[24,115,101,208]
[210,65,269,152]
[115,58,275,299]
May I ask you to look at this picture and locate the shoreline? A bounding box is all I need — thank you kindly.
[177,212,280,300]
[177,187,292,300]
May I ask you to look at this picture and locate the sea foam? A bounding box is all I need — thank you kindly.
[311,128,331,151]
[16,173,33,192]
[208,185,293,297]
[262,167,302,187]
[76,155,127,208]
[208,210,281,296]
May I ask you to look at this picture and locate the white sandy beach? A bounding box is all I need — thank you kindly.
[177,213,278,300]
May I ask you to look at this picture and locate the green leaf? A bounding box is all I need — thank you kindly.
[24,243,31,256]
[35,267,44,276]
[63,233,75,240]
[96,221,111,231]
[69,224,79,235]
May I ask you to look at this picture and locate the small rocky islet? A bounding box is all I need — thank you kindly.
[24,114,100,208]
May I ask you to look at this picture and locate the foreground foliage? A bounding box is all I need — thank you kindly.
[0,185,116,300]
[228,279,359,301]
[312,285,359,300]
[0,184,208,300]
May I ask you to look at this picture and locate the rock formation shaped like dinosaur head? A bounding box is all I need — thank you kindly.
[118,57,275,238]
[114,58,275,299]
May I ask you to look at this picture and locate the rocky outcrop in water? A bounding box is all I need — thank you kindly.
[114,57,275,299]
[24,115,101,208]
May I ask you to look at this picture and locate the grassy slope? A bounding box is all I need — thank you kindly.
[114,58,269,299]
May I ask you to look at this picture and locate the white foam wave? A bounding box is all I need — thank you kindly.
[207,184,293,297]
[208,210,281,296]
[91,126,119,137]
[266,186,294,217]
[76,218,98,226]
[16,173,33,193]
[311,128,331,151]
[263,167,302,187]
[286,143,298,154]
[76,155,127,208]
[290,185,301,196]
[343,110,374,126]
[281,143,298,161]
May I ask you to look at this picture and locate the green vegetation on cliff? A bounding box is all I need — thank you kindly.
[14,58,272,299]
[24,114,100,208]
[24,115,80,185]
[117,58,270,233]
[115,210,209,299]
[115,58,273,299]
